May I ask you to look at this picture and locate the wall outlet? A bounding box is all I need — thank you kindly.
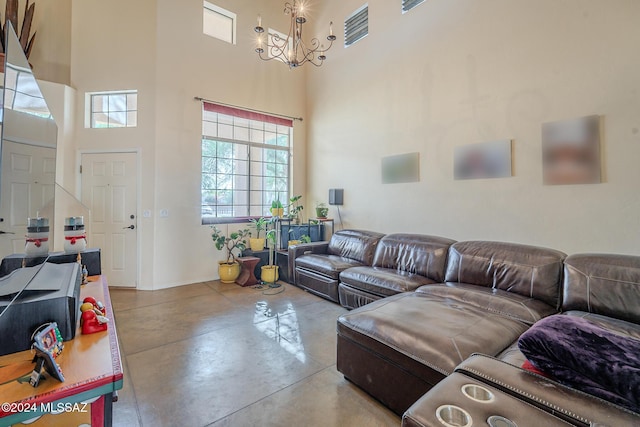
[160,209,169,218]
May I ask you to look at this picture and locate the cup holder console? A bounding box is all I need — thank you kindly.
[487,415,518,427]
[435,405,472,427]
[461,383,495,403]
[435,384,517,427]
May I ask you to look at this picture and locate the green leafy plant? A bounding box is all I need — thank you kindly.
[288,195,304,224]
[249,217,267,238]
[300,235,312,244]
[271,199,283,209]
[211,226,250,264]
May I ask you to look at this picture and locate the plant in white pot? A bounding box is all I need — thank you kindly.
[211,226,250,284]
[261,229,279,284]
[248,217,267,251]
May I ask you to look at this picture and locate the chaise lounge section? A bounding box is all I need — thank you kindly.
[403,253,640,425]
[337,240,566,415]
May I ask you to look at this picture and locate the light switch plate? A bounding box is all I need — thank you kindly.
[143,210,152,218]
[160,209,169,218]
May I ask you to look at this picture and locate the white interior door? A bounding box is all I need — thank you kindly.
[0,141,56,259]
[81,152,138,287]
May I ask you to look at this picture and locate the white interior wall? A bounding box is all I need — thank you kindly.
[306,0,640,256]
[152,0,307,288]
[70,0,158,289]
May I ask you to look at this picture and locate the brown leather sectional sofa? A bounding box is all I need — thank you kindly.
[290,230,640,425]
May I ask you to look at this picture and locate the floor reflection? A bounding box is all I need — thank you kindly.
[254,301,306,363]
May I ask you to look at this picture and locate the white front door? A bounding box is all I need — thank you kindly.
[0,141,56,259]
[81,152,138,287]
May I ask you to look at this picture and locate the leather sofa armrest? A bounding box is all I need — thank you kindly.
[288,241,330,285]
[288,241,330,260]
[454,354,640,426]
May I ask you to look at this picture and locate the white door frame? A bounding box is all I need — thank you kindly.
[77,148,142,288]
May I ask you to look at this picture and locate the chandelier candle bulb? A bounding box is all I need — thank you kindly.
[330,21,333,36]
[258,15,261,27]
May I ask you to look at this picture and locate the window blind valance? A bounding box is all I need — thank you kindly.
[203,101,293,127]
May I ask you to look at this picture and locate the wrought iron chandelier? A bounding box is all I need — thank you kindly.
[254,1,336,69]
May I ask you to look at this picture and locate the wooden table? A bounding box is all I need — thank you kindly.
[0,276,123,427]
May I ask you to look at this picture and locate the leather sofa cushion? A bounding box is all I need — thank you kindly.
[296,254,364,280]
[340,266,437,297]
[497,341,527,367]
[416,283,558,325]
[337,292,530,376]
[445,241,566,309]
[372,233,455,282]
[563,253,640,324]
[327,229,385,265]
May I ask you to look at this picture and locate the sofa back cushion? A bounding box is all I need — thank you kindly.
[372,233,455,282]
[327,230,385,265]
[445,241,566,308]
[563,254,640,324]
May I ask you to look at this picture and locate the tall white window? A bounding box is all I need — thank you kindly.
[203,1,236,44]
[201,103,292,224]
[345,4,368,47]
[87,90,137,128]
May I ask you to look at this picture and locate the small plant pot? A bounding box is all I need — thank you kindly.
[288,240,301,247]
[316,207,329,218]
[218,261,241,284]
[261,265,279,283]
[249,238,265,251]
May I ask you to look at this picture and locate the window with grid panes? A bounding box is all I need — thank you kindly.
[201,102,292,224]
[88,91,137,128]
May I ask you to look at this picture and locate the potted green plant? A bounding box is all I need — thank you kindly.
[300,235,312,243]
[315,202,329,219]
[270,199,284,217]
[261,229,279,283]
[248,217,267,251]
[288,195,304,224]
[211,226,250,283]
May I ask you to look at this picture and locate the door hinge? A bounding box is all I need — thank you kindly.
[79,165,83,174]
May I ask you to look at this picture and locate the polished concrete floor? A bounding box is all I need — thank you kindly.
[110,280,400,427]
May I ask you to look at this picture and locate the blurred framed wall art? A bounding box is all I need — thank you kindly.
[454,139,512,180]
[542,115,601,185]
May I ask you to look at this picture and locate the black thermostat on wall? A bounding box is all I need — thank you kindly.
[329,189,344,205]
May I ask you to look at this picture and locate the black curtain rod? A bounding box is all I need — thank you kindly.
[194,97,303,122]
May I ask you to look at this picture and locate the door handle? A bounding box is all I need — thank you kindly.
[0,230,15,234]
[123,225,135,230]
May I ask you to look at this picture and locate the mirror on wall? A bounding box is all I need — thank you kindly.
[0,21,57,322]
[0,21,57,260]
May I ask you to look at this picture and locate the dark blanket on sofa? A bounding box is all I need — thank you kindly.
[518,315,640,413]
